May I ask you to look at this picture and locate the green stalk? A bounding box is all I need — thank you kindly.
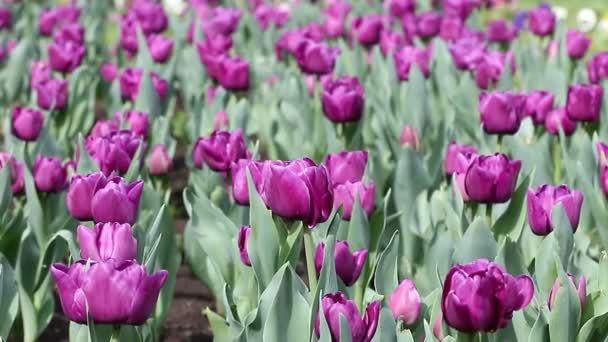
[110,325,121,342]
[303,228,318,292]
[553,136,561,184]
[486,204,493,227]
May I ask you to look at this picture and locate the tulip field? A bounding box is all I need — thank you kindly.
[3,0,608,341]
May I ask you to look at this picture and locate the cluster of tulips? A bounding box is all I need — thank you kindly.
[2,0,608,341]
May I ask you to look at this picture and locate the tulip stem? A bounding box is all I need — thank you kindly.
[553,136,561,184]
[486,204,493,227]
[303,228,318,292]
[110,325,121,342]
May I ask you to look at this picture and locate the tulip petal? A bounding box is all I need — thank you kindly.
[128,270,168,324]
[513,275,534,310]
[77,225,102,261]
[363,300,381,342]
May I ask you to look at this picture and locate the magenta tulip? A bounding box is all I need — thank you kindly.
[545,108,577,136]
[566,84,603,123]
[12,106,44,141]
[91,177,144,224]
[566,29,591,60]
[192,129,249,171]
[77,222,137,262]
[147,144,172,176]
[315,240,368,286]
[324,150,368,186]
[238,225,252,266]
[548,274,586,311]
[388,279,421,326]
[35,78,69,111]
[33,156,68,193]
[463,153,521,203]
[0,152,25,194]
[527,184,583,236]
[322,76,365,123]
[314,292,380,342]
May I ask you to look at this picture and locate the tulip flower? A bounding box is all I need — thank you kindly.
[91,177,144,224]
[275,29,310,60]
[449,36,486,70]
[254,4,289,31]
[53,23,85,45]
[0,8,11,30]
[31,60,52,88]
[238,225,252,266]
[66,172,107,221]
[333,181,375,220]
[386,0,415,17]
[48,39,86,73]
[528,6,556,37]
[89,119,120,139]
[35,79,69,111]
[444,142,477,176]
[474,51,514,90]
[394,46,431,81]
[51,260,167,324]
[39,5,81,36]
[527,184,583,236]
[33,156,68,193]
[351,15,384,46]
[587,52,608,84]
[147,144,172,176]
[548,274,586,311]
[565,84,603,123]
[315,241,368,286]
[100,63,118,82]
[487,19,518,43]
[388,279,421,326]
[440,15,465,42]
[314,292,380,342]
[86,130,143,175]
[217,56,250,91]
[566,29,591,60]
[321,76,365,123]
[192,129,249,171]
[442,259,534,332]
[121,111,150,138]
[262,158,333,227]
[464,153,522,204]
[203,7,241,38]
[77,222,137,262]
[379,30,405,56]
[545,108,577,136]
[400,125,420,150]
[0,152,25,194]
[479,91,525,134]
[524,90,554,125]
[324,0,351,38]
[443,0,481,21]
[12,106,44,141]
[324,150,368,186]
[231,159,264,205]
[296,40,340,75]
[120,14,139,55]
[119,68,168,101]
[147,34,174,63]
[131,0,168,34]
[416,12,441,39]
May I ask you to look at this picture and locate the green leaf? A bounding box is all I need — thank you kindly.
[549,270,582,342]
[374,231,400,296]
[19,285,37,342]
[372,306,398,342]
[2,40,30,100]
[0,255,18,339]
[528,312,549,342]
[576,312,608,342]
[534,235,559,292]
[493,169,534,239]
[599,252,608,292]
[135,71,162,118]
[204,308,233,342]
[34,230,80,289]
[495,237,527,276]
[552,203,574,268]
[23,167,44,247]
[339,314,353,342]
[142,205,166,272]
[0,164,12,215]
[124,141,145,182]
[76,135,99,174]
[452,217,497,264]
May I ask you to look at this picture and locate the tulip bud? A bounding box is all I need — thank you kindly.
[442,259,534,332]
[120,15,139,55]
[524,90,554,125]
[100,63,118,82]
[416,11,441,39]
[389,279,421,326]
[147,144,172,176]
[393,46,432,81]
[31,60,51,88]
[321,76,365,123]
[51,260,167,324]
[566,29,591,60]
[91,177,144,224]
[528,6,556,37]
[400,125,420,150]
[527,184,584,236]
[66,172,107,221]
[120,68,168,101]
[333,181,375,220]
[324,150,368,186]
[324,0,351,38]
[314,292,380,342]
[380,30,405,56]
[587,52,608,84]
[89,119,120,139]
[296,40,340,75]
[147,34,174,63]
[351,15,384,46]
[203,7,241,37]
[48,39,86,74]
[35,79,69,111]
[548,274,586,311]
[479,91,525,135]
[387,0,416,18]
[231,159,264,206]
[545,108,577,136]
[33,156,68,193]
[464,153,522,204]
[0,8,11,30]
[474,51,514,90]
[0,152,25,194]
[122,110,150,138]
[444,142,477,176]
[192,130,249,172]
[315,241,368,286]
[487,19,518,43]
[86,130,143,175]
[238,225,252,266]
[217,56,250,91]
[566,84,603,123]
[12,106,44,141]
[131,0,168,35]
[77,223,137,262]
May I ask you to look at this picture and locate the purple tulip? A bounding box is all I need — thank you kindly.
[254,4,289,31]
[147,34,174,64]
[192,130,249,172]
[400,14,417,45]
[386,0,416,17]
[39,5,81,36]
[30,60,52,88]
[33,156,68,193]
[35,78,69,111]
[231,159,265,205]
[545,108,577,136]
[566,29,591,60]
[51,260,167,324]
[601,166,608,196]
[474,51,514,90]
[351,15,384,46]
[400,125,420,150]
[238,225,252,266]
[0,152,25,195]
[566,84,603,123]
[121,111,150,139]
[464,153,522,203]
[262,158,333,227]
[587,52,608,84]
[321,76,365,123]
[0,8,11,30]
[442,259,534,332]
[527,184,583,236]
[203,7,241,38]
[48,39,86,73]
[86,130,143,175]
[379,30,405,56]
[388,279,421,326]
[12,106,44,142]
[100,63,118,82]
[315,241,368,286]
[89,119,120,139]
[416,12,441,39]
[440,15,465,42]
[120,14,139,55]
[479,91,525,134]
[119,68,168,101]
[66,172,107,221]
[91,177,144,224]
[443,0,481,21]
[445,142,477,176]
[324,150,368,186]
[53,23,85,45]
[217,56,250,91]
[528,6,556,37]
[324,0,351,38]
[296,40,340,75]
[449,37,486,70]
[333,181,375,220]
[196,35,233,77]
[314,292,380,342]
[131,0,168,35]
[394,46,432,81]
[548,274,586,311]
[77,222,137,262]
[524,90,554,125]
[147,144,172,176]
[487,19,518,43]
